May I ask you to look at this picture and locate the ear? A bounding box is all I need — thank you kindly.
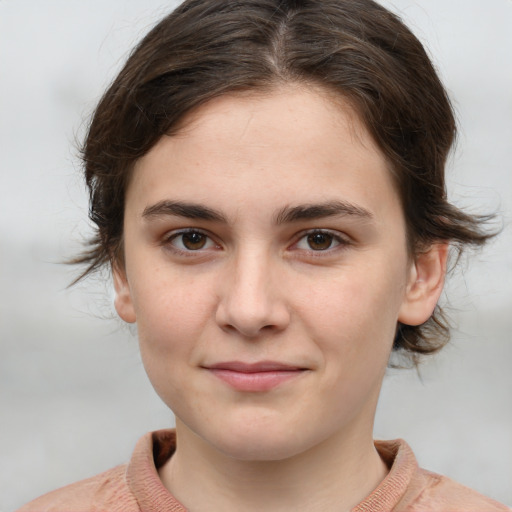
[398,243,448,326]
[112,264,136,324]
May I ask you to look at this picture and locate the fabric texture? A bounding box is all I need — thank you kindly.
[18,429,510,512]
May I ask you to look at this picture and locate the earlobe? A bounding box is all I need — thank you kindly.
[112,265,136,324]
[398,243,448,326]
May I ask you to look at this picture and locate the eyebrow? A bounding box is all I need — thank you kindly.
[141,199,373,224]
[274,200,373,224]
[142,200,227,223]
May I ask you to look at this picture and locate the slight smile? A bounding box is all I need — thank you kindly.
[202,361,309,392]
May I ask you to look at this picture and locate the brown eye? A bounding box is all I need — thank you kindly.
[306,232,334,250]
[181,232,208,250]
[166,230,216,253]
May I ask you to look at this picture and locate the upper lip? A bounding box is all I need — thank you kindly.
[203,361,305,373]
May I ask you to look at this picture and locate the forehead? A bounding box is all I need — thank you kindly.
[128,85,400,223]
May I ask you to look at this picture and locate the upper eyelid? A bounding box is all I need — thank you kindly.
[163,226,349,238]
[292,228,352,244]
[162,228,220,251]
[164,227,214,240]
[289,230,353,257]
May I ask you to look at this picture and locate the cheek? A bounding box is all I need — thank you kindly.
[300,260,406,363]
[297,267,404,420]
[130,268,216,369]
[133,282,214,410]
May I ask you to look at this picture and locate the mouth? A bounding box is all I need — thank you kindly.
[202,361,308,392]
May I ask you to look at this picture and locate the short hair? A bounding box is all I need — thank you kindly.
[74,0,495,364]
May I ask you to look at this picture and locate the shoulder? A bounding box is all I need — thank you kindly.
[365,440,510,512]
[404,467,511,512]
[17,464,140,512]
[17,429,178,512]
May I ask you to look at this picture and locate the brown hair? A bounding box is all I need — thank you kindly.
[75,0,495,363]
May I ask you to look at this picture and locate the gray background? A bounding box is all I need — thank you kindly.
[1,1,511,509]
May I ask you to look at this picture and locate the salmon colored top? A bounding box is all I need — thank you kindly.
[18,429,509,512]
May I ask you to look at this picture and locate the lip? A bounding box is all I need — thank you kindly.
[203,361,308,392]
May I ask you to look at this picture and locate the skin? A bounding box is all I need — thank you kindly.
[114,85,447,511]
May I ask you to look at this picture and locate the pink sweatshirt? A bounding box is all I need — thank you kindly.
[18,429,510,511]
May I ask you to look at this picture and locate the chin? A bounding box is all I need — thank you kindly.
[215,433,309,462]
[194,415,322,462]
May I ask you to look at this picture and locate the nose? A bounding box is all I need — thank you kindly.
[215,248,290,338]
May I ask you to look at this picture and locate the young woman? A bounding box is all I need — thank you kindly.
[18,0,509,510]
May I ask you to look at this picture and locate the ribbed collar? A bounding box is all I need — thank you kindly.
[126,429,416,511]
[127,430,186,511]
[352,439,417,511]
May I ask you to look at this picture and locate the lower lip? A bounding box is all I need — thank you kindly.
[207,369,305,392]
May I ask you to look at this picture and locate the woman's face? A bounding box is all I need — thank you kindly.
[114,86,429,460]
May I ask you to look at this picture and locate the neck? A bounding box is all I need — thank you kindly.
[159,420,388,512]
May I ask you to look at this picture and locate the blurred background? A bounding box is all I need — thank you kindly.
[1,0,511,509]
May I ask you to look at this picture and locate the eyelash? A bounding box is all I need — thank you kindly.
[162,228,220,256]
[161,228,351,257]
[292,229,351,255]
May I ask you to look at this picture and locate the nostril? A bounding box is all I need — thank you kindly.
[216,304,290,339]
